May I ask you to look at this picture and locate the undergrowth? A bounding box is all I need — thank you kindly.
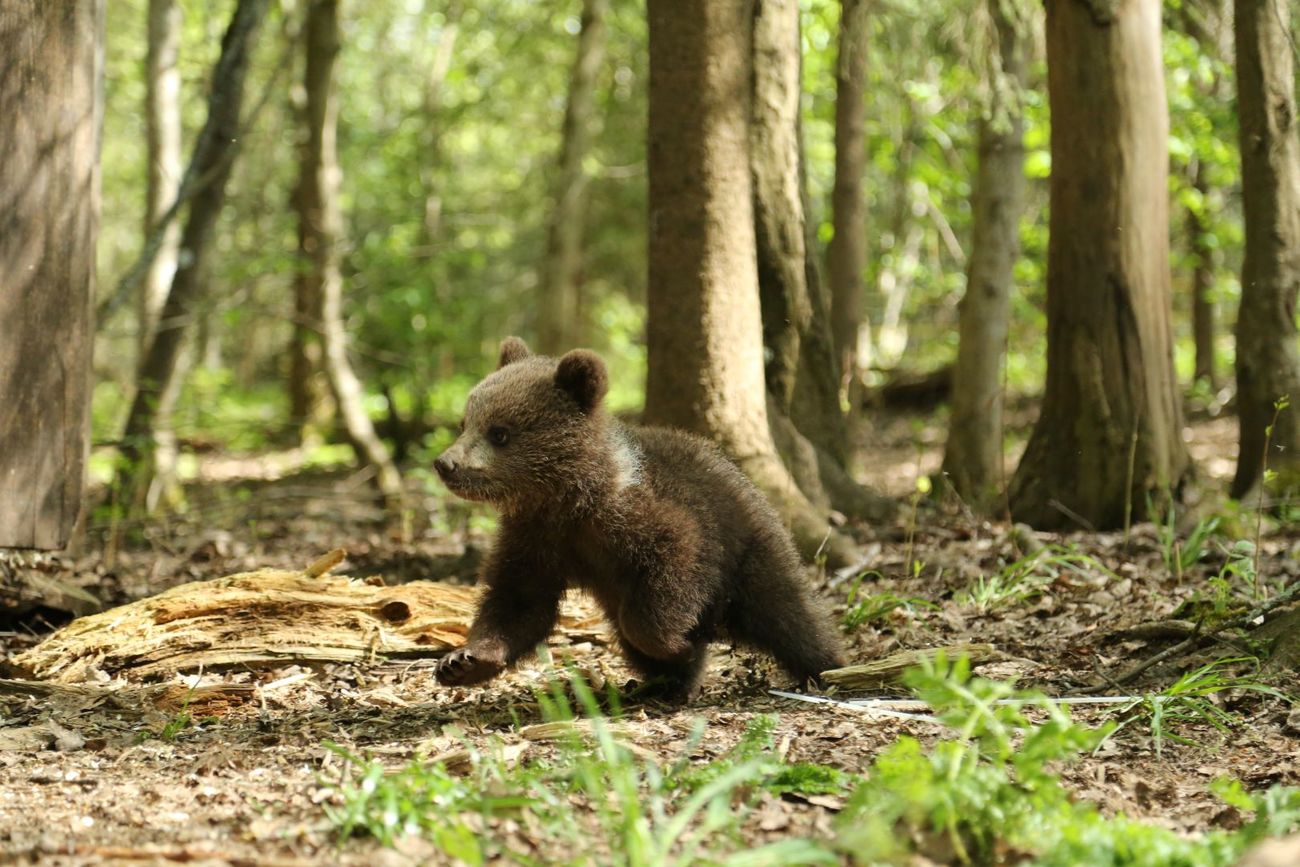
[319,660,1300,865]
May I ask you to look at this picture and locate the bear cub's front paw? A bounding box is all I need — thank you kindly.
[436,647,506,686]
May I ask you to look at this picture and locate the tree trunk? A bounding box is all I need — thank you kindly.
[297,0,403,506]
[827,0,869,382]
[118,0,269,499]
[1231,0,1300,499]
[1009,0,1189,530]
[536,0,608,356]
[141,0,189,509]
[419,0,461,248]
[0,0,103,550]
[287,3,330,447]
[1187,159,1217,388]
[940,0,1027,514]
[142,0,183,357]
[751,0,811,412]
[749,0,886,519]
[645,0,854,566]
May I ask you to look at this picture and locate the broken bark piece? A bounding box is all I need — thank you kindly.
[14,566,603,683]
[820,642,1003,690]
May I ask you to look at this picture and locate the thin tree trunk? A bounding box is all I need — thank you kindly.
[751,0,811,412]
[1187,159,1217,388]
[286,4,330,446]
[119,0,269,499]
[419,0,461,248]
[873,91,925,368]
[827,0,869,383]
[298,0,403,506]
[537,0,608,356]
[1231,0,1300,499]
[1009,0,1189,529]
[940,0,1027,513]
[645,0,854,566]
[142,0,183,356]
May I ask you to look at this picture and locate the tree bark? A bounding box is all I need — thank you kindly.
[287,2,330,447]
[142,0,183,356]
[1187,159,1217,388]
[119,0,269,498]
[536,0,608,356]
[1009,0,1189,529]
[645,0,854,566]
[751,0,812,412]
[297,0,403,506]
[419,0,461,248]
[940,0,1027,514]
[140,0,188,510]
[827,0,869,382]
[749,0,885,519]
[0,0,103,549]
[1231,0,1300,499]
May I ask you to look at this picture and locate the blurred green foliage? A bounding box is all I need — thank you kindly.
[93,0,1247,459]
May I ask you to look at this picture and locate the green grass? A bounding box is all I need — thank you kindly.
[1105,658,1289,755]
[839,574,937,631]
[319,663,1300,866]
[960,545,1116,612]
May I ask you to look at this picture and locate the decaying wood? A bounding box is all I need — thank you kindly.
[15,555,602,684]
[820,642,1003,689]
[0,677,259,724]
[0,550,102,617]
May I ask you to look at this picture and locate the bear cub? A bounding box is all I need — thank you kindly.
[433,337,846,699]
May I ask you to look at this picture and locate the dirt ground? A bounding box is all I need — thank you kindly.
[1,410,1298,865]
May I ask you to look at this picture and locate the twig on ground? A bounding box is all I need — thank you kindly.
[1082,579,1300,693]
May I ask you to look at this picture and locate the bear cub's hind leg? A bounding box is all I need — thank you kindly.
[615,634,710,702]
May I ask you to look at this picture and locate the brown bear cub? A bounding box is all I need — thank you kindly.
[433,337,846,700]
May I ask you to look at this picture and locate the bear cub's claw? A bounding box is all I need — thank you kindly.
[436,647,505,686]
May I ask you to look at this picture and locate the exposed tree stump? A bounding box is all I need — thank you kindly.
[14,552,602,684]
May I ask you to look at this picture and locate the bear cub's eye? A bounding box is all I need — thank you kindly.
[487,426,510,447]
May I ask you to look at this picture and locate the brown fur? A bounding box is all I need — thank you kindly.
[433,338,846,700]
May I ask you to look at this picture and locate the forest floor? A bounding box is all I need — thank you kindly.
[1,409,1298,865]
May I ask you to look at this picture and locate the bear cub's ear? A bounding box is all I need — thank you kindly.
[555,350,608,413]
[498,336,532,369]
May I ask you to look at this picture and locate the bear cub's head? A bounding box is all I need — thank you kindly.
[434,337,610,509]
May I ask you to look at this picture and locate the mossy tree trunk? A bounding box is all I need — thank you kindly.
[1009,0,1189,529]
[1231,0,1300,500]
[940,0,1027,514]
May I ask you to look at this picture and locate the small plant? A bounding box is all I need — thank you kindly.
[833,655,1300,865]
[1106,658,1287,755]
[960,545,1114,612]
[1157,506,1221,580]
[840,575,936,632]
[322,741,532,861]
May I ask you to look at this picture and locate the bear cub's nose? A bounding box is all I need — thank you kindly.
[433,455,456,479]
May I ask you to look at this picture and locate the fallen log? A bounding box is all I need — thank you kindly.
[14,550,603,684]
[820,642,1003,690]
